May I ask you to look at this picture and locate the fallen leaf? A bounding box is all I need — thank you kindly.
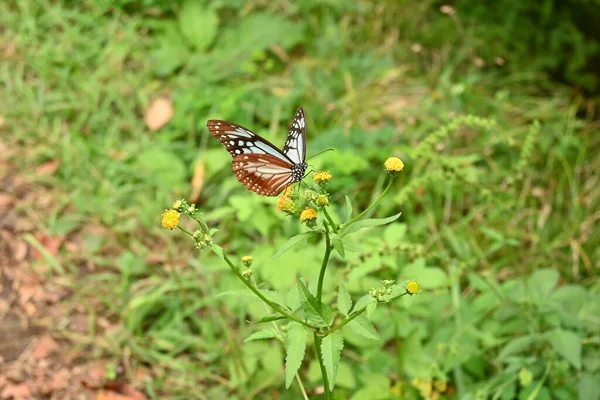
[0,194,14,209]
[35,160,60,176]
[32,234,62,258]
[144,97,173,131]
[32,335,59,360]
[0,382,31,399]
[189,161,205,203]
[49,369,70,392]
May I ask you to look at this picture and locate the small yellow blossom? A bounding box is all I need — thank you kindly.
[242,268,253,279]
[241,255,253,266]
[300,208,317,221]
[384,157,404,174]
[316,194,329,207]
[313,171,332,183]
[161,209,180,229]
[405,280,420,295]
[276,195,300,214]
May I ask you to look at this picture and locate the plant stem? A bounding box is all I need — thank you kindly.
[347,176,395,225]
[316,223,332,303]
[322,207,339,233]
[202,242,314,331]
[314,333,331,400]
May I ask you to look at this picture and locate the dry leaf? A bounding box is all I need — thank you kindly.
[0,382,31,399]
[32,335,59,360]
[97,384,146,400]
[81,360,108,389]
[144,97,173,131]
[32,234,62,258]
[35,160,60,176]
[13,241,28,261]
[189,161,205,203]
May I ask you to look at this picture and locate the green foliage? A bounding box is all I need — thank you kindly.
[2,0,599,398]
[285,322,308,389]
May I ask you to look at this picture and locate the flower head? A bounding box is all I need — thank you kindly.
[405,280,420,295]
[242,268,253,279]
[313,171,332,184]
[161,209,180,229]
[316,194,329,207]
[300,208,317,222]
[241,255,253,267]
[276,194,300,215]
[172,200,184,211]
[384,157,404,175]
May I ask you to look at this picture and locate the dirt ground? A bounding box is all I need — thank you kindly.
[0,140,147,400]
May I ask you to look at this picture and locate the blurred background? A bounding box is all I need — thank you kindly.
[1,0,599,399]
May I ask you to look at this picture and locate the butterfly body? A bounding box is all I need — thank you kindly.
[207,108,307,196]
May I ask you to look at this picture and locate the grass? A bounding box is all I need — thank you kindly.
[1,0,599,399]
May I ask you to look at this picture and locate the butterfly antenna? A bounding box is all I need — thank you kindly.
[306,148,334,161]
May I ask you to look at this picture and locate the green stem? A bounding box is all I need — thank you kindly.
[223,252,314,330]
[316,223,332,303]
[347,176,395,225]
[314,333,331,400]
[322,207,339,233]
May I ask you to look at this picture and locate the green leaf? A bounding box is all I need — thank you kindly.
[348,315,379,340]
[285,322,308,388]
[352,294,375,314]
[211,244,225,260]
[344,195,353,223]
[366,301,377,319]
[333,237,345,259]
[337,286,352,317]
[244,329,277,342]
[578,373,600,400]
[498,334,542,360]
[548,329,581,369]
[273,232,316,259]
[321,332,344,391]
[179,1,219,51]
[340,212,402,237]
[296,277,334,327]
[248,313,286,324]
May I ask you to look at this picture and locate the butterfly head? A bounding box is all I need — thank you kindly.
[291,162,308,182]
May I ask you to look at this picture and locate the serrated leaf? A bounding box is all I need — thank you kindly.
[285,322,308,388]
[333,237,345,259]
[344,195,353,223]
[352,294,375,314]
[348,315,379,340]
[248,313,286,324]
[340,212,402,237]
[366,301,377,319]
[211,244,225,260]
[244,329,277,342]
[337,286,352,317]
[179,1,219,51]
[498,334,542,359]
[321,332,344,391]
[296,277,334,327]
[273,232,316,259]
[548,329,581,369]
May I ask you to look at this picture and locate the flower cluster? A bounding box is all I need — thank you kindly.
[164,199,217,250]
[369,280,395,302]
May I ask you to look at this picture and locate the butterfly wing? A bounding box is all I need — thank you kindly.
[232,153,295,196]
[207,120,292,162]
[282,108,306,164]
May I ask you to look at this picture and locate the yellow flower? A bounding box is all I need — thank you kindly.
[433,379,447,393]
[161,209,180,229]
[242,268,252,279]
[313,171,332,183]
[300,208,317,221]
[276,195,300,214]
[405,280,420,295]
[384,157,404,174]
[241,255,253,267]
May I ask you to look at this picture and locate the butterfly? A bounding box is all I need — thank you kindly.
[207,108,307,196]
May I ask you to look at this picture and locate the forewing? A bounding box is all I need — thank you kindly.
[207,120,291,161]
[282,108,306,164]
[232,154,294,196]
